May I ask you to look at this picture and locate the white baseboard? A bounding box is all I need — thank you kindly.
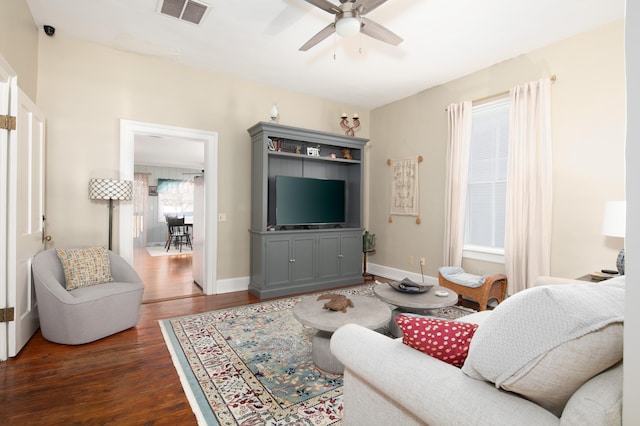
[214,276,250,294]
[366,262,438,286]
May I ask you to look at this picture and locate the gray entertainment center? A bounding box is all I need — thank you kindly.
[248,121,369,298]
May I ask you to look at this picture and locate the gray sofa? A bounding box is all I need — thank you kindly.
[32,247,144,345]
[331,276,624,425]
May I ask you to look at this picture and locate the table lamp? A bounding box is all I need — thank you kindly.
[601,200,626,275]
[89,178,133,250]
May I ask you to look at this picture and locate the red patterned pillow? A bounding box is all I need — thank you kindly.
[395,315,478,367]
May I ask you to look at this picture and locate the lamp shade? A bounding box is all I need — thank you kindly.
[335,17,361,37]
[601,201,626,238]
[89,178,133,201]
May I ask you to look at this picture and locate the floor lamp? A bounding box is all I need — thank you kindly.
[89,178,133,251]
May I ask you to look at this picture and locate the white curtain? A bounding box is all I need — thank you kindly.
[443,101,473,267]
[505,78,553,294]
[133,173,148,247]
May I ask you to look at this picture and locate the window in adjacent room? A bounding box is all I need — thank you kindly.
[157,178,194,223]
[463,97,509,263]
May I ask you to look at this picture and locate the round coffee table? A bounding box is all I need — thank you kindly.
[374,283,458,337]
[292,294,391,374]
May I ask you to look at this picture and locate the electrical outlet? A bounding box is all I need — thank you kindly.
[408,256,413,265]
[419,257,426,266]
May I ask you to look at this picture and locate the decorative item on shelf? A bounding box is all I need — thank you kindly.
[89,178,133,250]
[270,103,279,122]
[362,230,376,281]
[387,156,423,224]
[341,148,352,160]
[317,294,354,313]
[306,146,320,156]
[601,200,626,275]
[340,113,360,136]
[295,145,302,154]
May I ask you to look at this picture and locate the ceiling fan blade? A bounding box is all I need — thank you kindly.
[360,16,403,46]
[353,0,388,15]
[303,0,341,14]
[299,23,336,51]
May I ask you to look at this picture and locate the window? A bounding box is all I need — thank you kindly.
[464,97,509,262]
[157,178,194,223]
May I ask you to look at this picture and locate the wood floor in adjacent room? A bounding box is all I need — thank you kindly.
[134,245,203,303]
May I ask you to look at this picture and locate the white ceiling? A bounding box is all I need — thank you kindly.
[26,0,624,110]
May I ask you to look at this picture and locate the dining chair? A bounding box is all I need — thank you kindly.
[165,216,192,252]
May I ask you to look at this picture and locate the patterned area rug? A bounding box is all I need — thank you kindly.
[159,283,476,425]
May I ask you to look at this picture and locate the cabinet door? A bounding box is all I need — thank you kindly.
[317,235,341,280]
[265,237,292,288]
[292,235,315,283]
[339,233,362,277]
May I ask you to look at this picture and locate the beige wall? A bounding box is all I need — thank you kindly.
[368,20,626,281]
[34,34,369,280]
[0,0,39,98]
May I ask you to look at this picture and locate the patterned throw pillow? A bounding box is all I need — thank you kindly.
[395,315,478,367]
[55,247,115,290]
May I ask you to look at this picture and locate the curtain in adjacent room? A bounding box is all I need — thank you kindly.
[443,101,473,267]
[505,78,553,294]
[133,173,148,247]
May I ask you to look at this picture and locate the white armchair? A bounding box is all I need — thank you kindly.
[32,247,144,345]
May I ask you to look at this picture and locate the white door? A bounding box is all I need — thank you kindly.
[0,56,46,360]
[0,57,13,360]
[192,175,204,287]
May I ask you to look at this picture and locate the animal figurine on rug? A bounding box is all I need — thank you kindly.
[317,293,354,313]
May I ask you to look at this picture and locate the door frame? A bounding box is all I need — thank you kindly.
[119,120,218,295]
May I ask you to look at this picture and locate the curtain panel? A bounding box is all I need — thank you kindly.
[133,173,148,246]
[505,78,553,294]
[443,101,473,267]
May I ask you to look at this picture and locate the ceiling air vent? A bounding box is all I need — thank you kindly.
[159,0,209,25]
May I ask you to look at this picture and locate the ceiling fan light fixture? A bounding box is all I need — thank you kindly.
[335,16,361,37]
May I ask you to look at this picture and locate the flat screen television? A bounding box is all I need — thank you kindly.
[275,176,346,226]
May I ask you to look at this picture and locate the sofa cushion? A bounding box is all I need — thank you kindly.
[395,315,478,367]
[461,282,624,416]
[560,361,623,424]
[56,247,114,290]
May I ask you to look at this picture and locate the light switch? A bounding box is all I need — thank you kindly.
[218,213,227,222]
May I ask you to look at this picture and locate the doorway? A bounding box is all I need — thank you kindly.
[133,165,202,302]
[119,120,218,296]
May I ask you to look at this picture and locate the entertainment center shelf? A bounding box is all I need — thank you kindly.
[248,121,369,298]
[267,150,361,165]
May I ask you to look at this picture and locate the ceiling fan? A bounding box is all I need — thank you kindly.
[299,0,403,51]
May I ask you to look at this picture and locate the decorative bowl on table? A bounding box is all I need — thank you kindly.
[388,278,433,294]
